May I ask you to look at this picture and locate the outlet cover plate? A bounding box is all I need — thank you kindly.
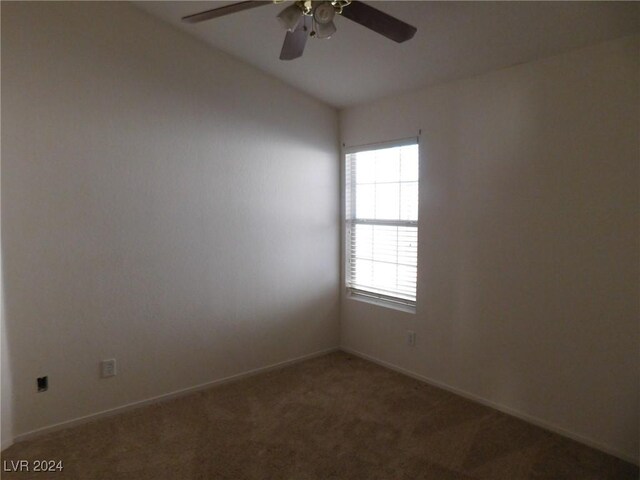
[101,359,116,378]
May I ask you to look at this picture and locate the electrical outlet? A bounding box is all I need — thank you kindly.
[101,359,116,378]
[407,331,416,347]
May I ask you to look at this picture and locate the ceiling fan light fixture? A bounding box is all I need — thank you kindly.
[314,19,336,38]
[277,4,303,31]
[182,0,417,61]
[313,2,336,24]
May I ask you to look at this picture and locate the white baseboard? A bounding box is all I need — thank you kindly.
[13,347,339,445]
[340,346,639,466]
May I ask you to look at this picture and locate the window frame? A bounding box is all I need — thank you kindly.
[343,137,419,313]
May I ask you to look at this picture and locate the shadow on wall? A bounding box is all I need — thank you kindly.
[437,56,638,453]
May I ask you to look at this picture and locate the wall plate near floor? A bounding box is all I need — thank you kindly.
[101,359,117,378]
[407,331,416,347]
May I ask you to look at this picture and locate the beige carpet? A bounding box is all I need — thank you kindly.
[2,352,637,479]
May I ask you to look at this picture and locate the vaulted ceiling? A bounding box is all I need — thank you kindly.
[135,1,640,108]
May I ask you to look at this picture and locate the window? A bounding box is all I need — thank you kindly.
[345,139,419,310]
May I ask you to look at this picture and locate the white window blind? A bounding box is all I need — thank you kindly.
[345,141,419,307]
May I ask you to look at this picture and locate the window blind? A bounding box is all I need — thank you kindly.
[345,142,419,306]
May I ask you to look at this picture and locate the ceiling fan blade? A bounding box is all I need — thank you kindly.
[182,1,271,24]
[279,16,310,61]
[340,1,417,43]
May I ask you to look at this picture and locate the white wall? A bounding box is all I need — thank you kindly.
[1,11,14,444]
[340,35,639,462]
[1,2,339,438]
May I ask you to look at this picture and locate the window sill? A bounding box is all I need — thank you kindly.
[346,291,416,314]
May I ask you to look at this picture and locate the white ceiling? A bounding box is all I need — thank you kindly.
[135,1,639,108]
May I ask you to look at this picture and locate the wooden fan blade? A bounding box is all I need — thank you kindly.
[279,17,310,61]
[182,1,271,24]
[340,1,416,43]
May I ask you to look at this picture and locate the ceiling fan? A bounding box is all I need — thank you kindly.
[182,1,417,61]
